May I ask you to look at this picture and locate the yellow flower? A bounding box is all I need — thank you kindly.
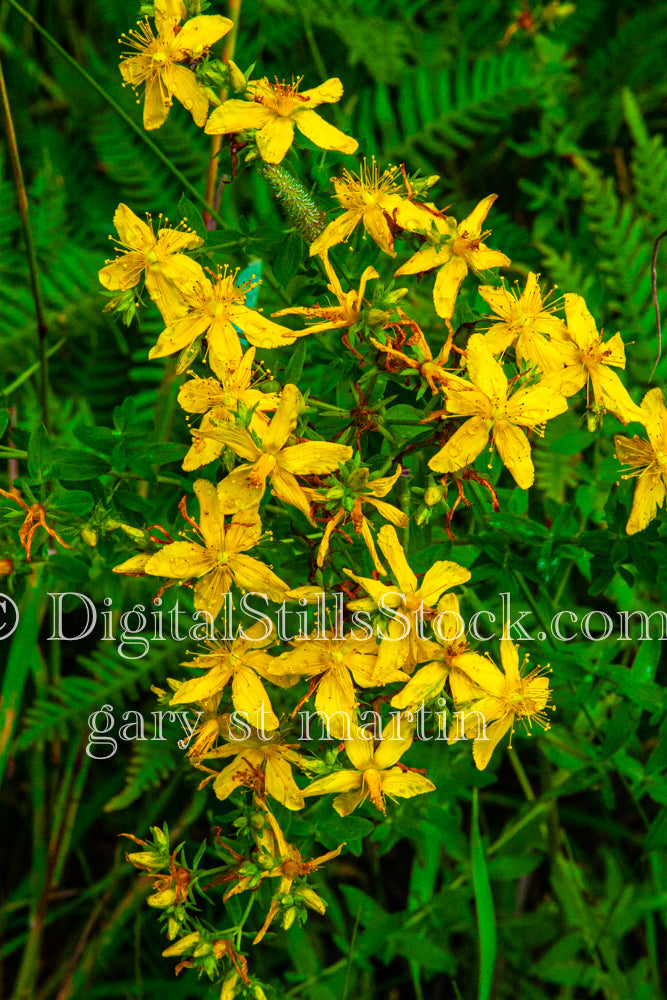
[614,387,667,534]
[272,250,378,337]
[544,294,642,426]
[345,525,471,675]
[271,631,408,739]
[457,632,552,771]
[98,203,203,323]
[308,463,409,573]
[309,160,436,258]
[390,594,493,711]
[205,76,358,165]
[201,384,353,524]
[479,272,568,373]
[119,0,232,130]
[148,266,300,368]
[428,334,568,489]
[113,480,289,618]
[204,729,308,810]
[394,194,511,319]
[169,624,296,731]
[303,716,435,816]
[179,348,280,471]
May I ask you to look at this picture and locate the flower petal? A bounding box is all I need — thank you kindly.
[295,108,358,155]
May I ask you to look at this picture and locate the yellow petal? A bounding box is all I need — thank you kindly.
[466,334,507,402]
[232,554,289,602]
[265,756,305,810]
[428,415,492,473]
[294,108,358,155]
[263,384,303,452]
[381,769,436,800]
[232,668,279,730]
[374,714,414,768]
[459,194,498,235]
[145,540,213,579]
[377,525,417,592]
[194,567,230,619]
[143,74,171,130]
[280,441,352,475]
[626,469,665,534]
[300,77,344,105]
[193,478,225,550]
[173,14,232,55]
[564,293,599,352]
[419,560,471,606]
[205,99,274,135]
[170,64,210,127]
[217,467,265,514]
[256,117,295,164]
[641,387,667,454]
[493,420,534,489]
[432,255,468,319]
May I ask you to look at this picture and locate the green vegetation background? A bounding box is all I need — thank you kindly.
[1,0,667,998]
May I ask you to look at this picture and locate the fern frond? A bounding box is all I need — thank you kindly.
[14,646,172,751]
[104,735,182,812]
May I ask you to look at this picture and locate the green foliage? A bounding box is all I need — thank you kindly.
[2,0,667,998]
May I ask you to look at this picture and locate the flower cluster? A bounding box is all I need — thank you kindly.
[80,0,659,991]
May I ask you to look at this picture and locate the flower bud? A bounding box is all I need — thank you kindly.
[282,906,298,931]
[227,59,247,92]
[424,480,444,506]
[167,917,180,940]
[162,931,200,957]
[413,504,432,527]
[220,970,240,1000]
[0,558,13,575]
[81,526,98,547]
[295,886,326,914]
[147,888,176,908]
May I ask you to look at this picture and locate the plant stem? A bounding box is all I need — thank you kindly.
[0,54,49,428]
[203,0,242,228]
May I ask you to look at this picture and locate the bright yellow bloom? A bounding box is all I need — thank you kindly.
[98,203,203,323]
[345,525,471,675]
[457,632,552,770]
[205,76,358,165]
[119,0,232,130]
[309,464,409,573]
[544,294,642,426]
[201,384,353,523]
[113,480,289,618]
[204,729,308,810]
[614,387,667,534]
[271,631,408,739]
[169,624,296,731]
[390,594,493,711]
[309,160,436,258]
[179,348,280,471]
[394,194,511,319]
[429,334,568,489]
[272,250,378,336]
[149,266,300,368]
[303,716,435,816]
[479,272,568,373]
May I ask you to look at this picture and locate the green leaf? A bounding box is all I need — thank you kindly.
[51,448,111,481]
[176,194,207,240]
[472,788,496,1000]
[27,424,52,482]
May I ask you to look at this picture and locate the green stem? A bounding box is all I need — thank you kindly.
[2,339,66,398]
[0,54,49,427]
[6,0,227,229]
